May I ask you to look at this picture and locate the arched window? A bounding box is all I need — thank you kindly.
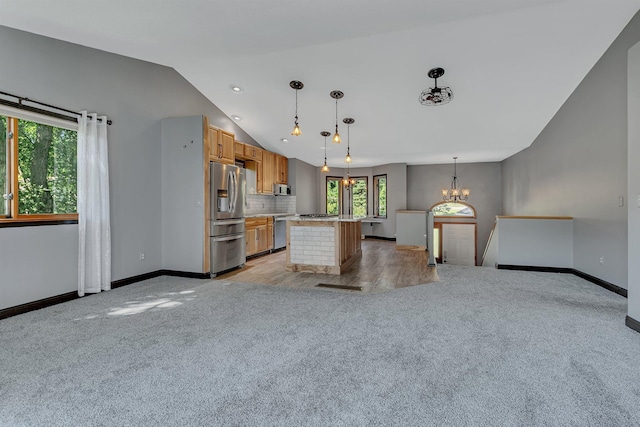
[430,201,476,218]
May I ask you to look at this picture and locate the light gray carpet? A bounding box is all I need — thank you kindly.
[1,265,640,426]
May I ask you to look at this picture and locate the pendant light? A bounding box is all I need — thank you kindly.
[320,131,330,172]
[330,90,343,143]
[290,80,303,136]
[441,157,470,201]
[343,117,354,163]
[419,67,453,106]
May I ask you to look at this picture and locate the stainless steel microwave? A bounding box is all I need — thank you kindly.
[274,184,290,195]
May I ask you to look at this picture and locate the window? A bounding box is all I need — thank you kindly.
[326,177,342,215]
[431,201,475,217]
[1,114,78,221]
[374,174,386,217]
[350,177,367,217]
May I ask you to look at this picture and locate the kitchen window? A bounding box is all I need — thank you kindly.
[1,113,78,222]
[326,176,342,215]
[350,177,367,217]
[374,174,386,217]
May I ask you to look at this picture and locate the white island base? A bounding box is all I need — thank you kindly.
[286,217,362,275]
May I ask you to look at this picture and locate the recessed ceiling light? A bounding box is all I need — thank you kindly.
[231,115,241,121]
[230,85,244,93]
[281,138,289,143]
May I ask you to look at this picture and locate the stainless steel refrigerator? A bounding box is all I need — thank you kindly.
[210,162,246,276]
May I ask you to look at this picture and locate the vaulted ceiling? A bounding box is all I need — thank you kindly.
[1,0,639,167]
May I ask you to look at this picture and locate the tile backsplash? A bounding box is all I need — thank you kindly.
[246,194,296,215]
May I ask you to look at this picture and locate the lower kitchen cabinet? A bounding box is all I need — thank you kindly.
[246,217,274,256]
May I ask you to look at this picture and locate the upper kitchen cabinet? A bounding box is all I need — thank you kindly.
[244,144,263,161]
[210,127,234,164]
[261,150,274,194]
[234,140,244,158]
[275,154,288,185]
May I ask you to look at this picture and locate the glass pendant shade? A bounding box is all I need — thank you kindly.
[345,153,352,163]
[333,129,341,144]
[321,163,329,172]
[291,122,301,136]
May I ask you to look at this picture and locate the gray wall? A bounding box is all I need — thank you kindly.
[628,41,640,320]
[289,158,319,214]
[502,12,640,290]
[0,25,261,309]
[407,162,502,265]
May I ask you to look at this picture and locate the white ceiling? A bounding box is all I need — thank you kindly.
[1,0,639,167]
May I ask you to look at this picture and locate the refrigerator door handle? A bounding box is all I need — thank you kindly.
[212,234,245,242]
[212,219,245,226]
[231,170,237,213]
[228,170,235,213]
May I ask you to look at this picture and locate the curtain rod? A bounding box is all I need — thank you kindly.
[0,90,112,125]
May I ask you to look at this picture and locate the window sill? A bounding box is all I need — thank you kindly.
[0,215,79,228]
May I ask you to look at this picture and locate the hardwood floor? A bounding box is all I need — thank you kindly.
[214,238,438,294]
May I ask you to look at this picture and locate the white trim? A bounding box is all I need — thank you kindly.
[0,104,78,130]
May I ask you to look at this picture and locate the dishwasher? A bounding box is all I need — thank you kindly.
[274,217,287,250]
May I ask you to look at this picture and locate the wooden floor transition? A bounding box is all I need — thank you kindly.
[215,238,438,294]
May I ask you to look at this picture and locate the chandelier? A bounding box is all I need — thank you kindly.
[419,67,453,106]
[290,80,304,136]
[442,157,470,201]
[343,164,356,188]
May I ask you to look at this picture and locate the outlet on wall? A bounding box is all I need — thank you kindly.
[140,252,145,261]
[599,256,604,265]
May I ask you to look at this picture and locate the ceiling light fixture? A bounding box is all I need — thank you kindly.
[280,138,289,143]
[330,90,343,143]
[343,117,354,163]
[230,85,244,93]
[321,131,331,172]
[231,115,241,121]
[419,67,453,106]
[290,80,304,136]
[442,157,470,201]
[343,163,356,189]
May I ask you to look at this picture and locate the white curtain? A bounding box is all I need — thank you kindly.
[77,111,111,296]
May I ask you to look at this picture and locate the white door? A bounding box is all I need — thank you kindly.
[442,224,476,266]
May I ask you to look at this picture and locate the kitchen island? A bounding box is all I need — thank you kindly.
[286,215,362,275]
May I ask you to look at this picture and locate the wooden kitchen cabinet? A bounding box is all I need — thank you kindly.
[275,154,288,184]
[234,140,244,158]
[246,217,272,256]
[210,127,235,164]
[262,151,275,194]
[244,144,263,161]
[256,225,269,254]
[246,227,257,256]
[267,218,274,250]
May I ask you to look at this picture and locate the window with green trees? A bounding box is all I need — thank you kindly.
[350,177,367,217]
[1,114,78,220]
[374,174,386,217]
[326,177,341,215]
